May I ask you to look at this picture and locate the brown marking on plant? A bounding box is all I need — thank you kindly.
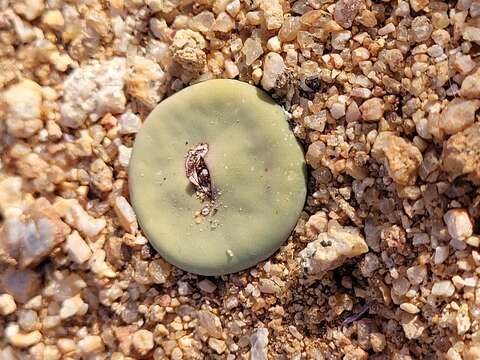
[184,142,214,200]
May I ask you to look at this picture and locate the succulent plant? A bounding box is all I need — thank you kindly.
[129,79,306,275]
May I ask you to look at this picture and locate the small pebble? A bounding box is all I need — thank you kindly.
[198,279,217,293]
[132,329,154,355]
[0,294,17,316]
[444,209,473,240]
[432,280,455,298]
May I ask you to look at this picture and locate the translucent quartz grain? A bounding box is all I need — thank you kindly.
[129,79,306,275]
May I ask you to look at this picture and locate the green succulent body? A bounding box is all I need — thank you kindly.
[129,79,306,275]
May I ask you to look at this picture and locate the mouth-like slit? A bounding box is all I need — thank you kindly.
[184,142,214,201]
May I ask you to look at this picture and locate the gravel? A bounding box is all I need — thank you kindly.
[1,0,480,358]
